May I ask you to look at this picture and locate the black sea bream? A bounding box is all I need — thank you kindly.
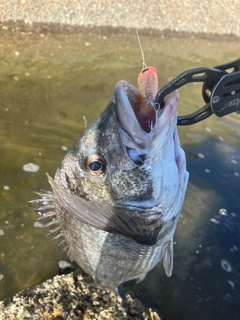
[34,66,189,290]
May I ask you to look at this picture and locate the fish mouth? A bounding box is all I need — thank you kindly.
[114,79,179,150]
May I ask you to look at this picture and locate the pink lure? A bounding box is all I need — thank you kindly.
[130,66,159,132]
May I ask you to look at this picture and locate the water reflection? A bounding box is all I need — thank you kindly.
[128,132,240,320]
[0,25,239,320]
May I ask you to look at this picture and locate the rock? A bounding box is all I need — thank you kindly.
[58,260,76,275]
[0,270,161,320]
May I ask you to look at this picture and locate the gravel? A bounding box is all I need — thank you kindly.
[0,270,161,320]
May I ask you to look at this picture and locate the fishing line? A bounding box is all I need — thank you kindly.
[129,0,147,69]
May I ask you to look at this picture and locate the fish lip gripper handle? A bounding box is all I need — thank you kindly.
[156,58,240,125]
[210,71,240,117]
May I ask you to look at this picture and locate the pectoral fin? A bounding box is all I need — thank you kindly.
[162,239,173,277]
[47,174,162,246]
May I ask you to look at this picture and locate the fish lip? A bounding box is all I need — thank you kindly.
[114,81,148,143]
[113,80,179,149]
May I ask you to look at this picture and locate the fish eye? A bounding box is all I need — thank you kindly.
[84,154,106,175]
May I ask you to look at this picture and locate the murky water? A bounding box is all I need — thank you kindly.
[0,25,239,320]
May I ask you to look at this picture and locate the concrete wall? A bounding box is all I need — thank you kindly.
[0,0,239,37]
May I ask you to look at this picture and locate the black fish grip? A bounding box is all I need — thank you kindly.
[156,58,240,125]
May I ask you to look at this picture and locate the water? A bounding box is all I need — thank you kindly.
[0,25,240,320]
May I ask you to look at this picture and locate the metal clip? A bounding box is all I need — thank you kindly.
[156,58,240,125]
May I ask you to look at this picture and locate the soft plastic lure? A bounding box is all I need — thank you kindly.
[138,66,158,107]
[134,66,160,131]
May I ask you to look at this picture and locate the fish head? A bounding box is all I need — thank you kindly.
[50,70,188,242]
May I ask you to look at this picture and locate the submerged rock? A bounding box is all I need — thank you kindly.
[0,270,161,320]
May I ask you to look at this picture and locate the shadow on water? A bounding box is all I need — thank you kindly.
[126,135,240,320]
[0,23,239,319]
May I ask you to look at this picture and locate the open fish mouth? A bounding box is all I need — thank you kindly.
[114,66,179,150]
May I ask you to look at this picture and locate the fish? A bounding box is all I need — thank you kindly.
[33,66,189,290]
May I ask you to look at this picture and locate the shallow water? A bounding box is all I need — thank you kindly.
[0,25,239,319]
